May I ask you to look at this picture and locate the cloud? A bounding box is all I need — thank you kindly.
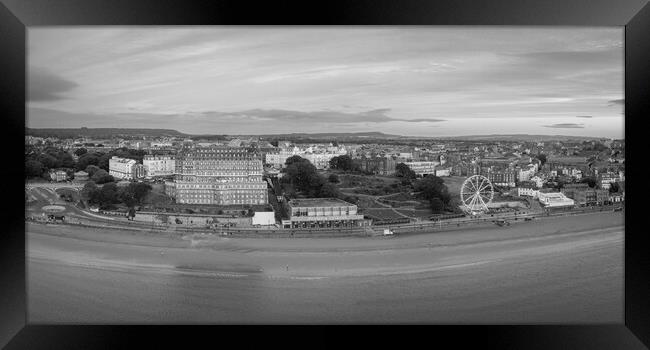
[200,109,445,124]
[543,123,585,129]
[576,115,593,118]
[608,99,624,105]
[28,67,78,101]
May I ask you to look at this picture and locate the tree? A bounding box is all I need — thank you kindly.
[37,153,60,169]
[395,163,416,180]
[118,186,137,207]
[60,152,75,168]
[129,182,152,204]
[97,153,112,171]
[429,197,445,212]
[285,155,307,167]
[609,182,620,193]
[318,182,340,198]
[536,154,547,166]
[81,181,98,201]
[97,182,119,208]
[84,165,101,177]
[413,175,451,210]
[76,153,100,171]
[580,177,597,188]
[127,208,136,221]
[329,155,354,171]
[91,169,114,184]
[25,159,45,178]
[74,148,88,156]
[328,174,339,183]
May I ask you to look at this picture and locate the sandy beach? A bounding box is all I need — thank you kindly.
[27,211,623,323]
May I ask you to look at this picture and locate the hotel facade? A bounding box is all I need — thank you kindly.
[143,155,176,177]
[169,146,268,205]
[109,156,137,180]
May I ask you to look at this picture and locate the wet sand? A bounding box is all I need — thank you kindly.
[27,211,623,323]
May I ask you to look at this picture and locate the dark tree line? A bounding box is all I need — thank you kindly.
[82,181,152,209]
[413,175,452,212]
[329,155,358,172]
[282,156,340,198]
[25,146,147,180]
[25,146,75,180]
[395,163,416,180]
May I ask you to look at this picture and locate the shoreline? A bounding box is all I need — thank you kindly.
[26,210,624,251]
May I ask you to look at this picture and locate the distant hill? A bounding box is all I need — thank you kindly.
[26,128,188,139]
[26,128,608,143]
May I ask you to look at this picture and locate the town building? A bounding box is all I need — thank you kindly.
[49,170,68,182]
[486,169,516,187]
[252,211,276,226]
[356,156,397,175]
[404,161,439,177]
[517,164,538,182]
[265,145,347,170]
[561,183,609,206]
[143,155,176,178]
[435,168,451,177]
[537,191,575,208]
[73,171,89,182]
[517,181,538,197]
[170,146,268,205]
[284,198,364,229]
[132,164,147,179]
[599,172,618,190]
[109,156,137,180]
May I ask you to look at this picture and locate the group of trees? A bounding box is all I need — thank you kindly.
[282,156,341,198]
[395,163,417,180]
[25,146,146,180]
[328,155,358,172]
[25,146,76,179]
[413,175,452,212]
[82,181,152,209]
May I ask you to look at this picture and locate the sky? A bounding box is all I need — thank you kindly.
[27,27,624,138]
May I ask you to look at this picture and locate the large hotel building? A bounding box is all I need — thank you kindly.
[168,146,268,205]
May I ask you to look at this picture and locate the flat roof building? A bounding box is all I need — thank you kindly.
[538,191,575,208]
[286,198,364,229]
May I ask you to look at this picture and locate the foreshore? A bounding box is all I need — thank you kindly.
[27,210,624,323]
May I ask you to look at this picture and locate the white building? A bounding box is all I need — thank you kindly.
[530,176,545,188]
[303,149,347,170]
[252,211,276,226]
[405,161,439,176]
[109,156,137,179]
[517,164,538,182]
[265,146,347,170]
[600,173,618,190]
[537,192,575,208]
[518,187,538,197]
[143,155,176,178]
[435,168,451,177]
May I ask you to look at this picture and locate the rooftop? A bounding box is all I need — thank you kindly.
[289,198,355,208]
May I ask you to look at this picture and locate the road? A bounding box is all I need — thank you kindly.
[27,211,623,323]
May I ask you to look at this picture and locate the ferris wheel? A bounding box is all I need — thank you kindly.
[460,175,494,214]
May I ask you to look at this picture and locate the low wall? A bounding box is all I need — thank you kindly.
[101,210,252,227]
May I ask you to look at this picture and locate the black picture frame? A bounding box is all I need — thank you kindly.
[1,0,648,348]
